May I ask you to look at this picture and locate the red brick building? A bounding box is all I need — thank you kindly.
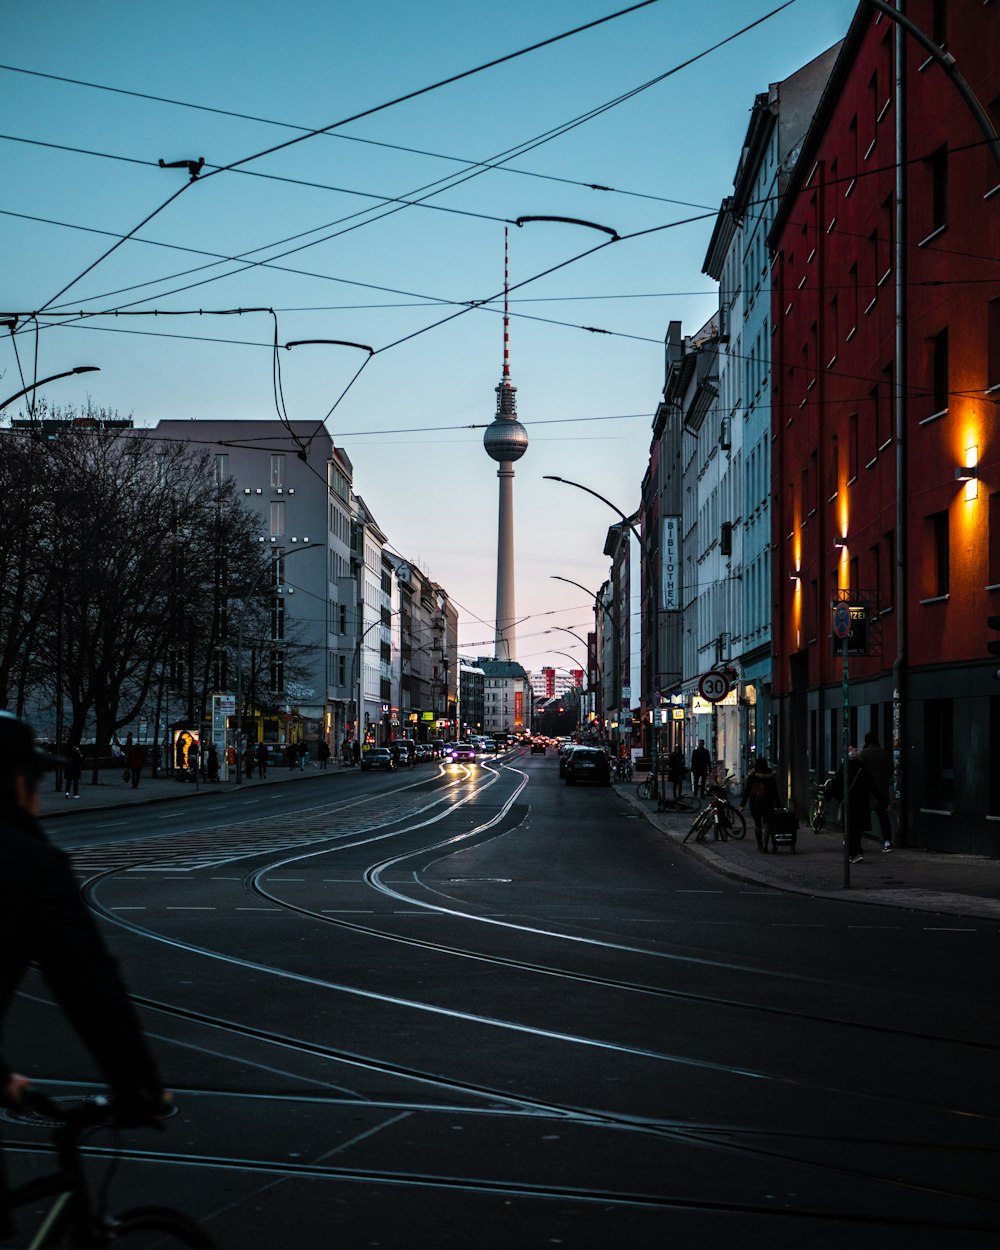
[770,1,1000,853]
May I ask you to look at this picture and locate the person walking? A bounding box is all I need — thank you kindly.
[826,747,878,863]
[690,739,711,799]
[0,714,170,1237]
[859,732,893,852]
[666,747,687,802]
[740,755,781,852]
[256,741,269,779]
[126,741,145,790]
[64,743,83,799]
[206,744,219,783]
[317,740,331,770]
[244,743,256,780]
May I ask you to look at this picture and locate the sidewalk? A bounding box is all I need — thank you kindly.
[40,760,347,820]
[618,784,1000,922]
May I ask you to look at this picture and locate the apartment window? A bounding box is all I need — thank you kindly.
[848,412,859,481]
[989,492,1000,586]
[866,70,879,156]
[270,454,285,488]
[929,327,949,417]
[884,529,896,611]
[987,297,1000,391]
[878,195,893,283]
[338,655,346,686]
[270,501,285,536]
[923,145,948,241]
[828,294,839,364]
[925,511,950,597]
[847,115,859,191]
[214,453,228,484]
[847,263,858,335]
[272,549,285,587]
[923,698,954,808]
[339,604,347,635]
[270,650,285,695]
[272,598,285,641]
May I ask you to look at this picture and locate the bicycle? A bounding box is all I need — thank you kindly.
[635,773,658,801]
[5,1089,216,1248]
[614,758,633,782]
[684,780,746,842]
[808,775,834,833]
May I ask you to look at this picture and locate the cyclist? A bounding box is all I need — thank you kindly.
[0,713,170,1238]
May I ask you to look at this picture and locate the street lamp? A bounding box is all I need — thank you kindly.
[235,543,320,784]
[544,474,661,793]
[0,366,100,414]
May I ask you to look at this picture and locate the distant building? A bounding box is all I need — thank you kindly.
[475,657,530,737]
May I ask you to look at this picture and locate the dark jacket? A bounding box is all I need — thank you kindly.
[1,808,162,1227]
[826,758,876,834]
[858,742,892,809]
[691,746,711,777]
[740,766,781,818]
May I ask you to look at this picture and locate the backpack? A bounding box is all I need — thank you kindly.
[750,779,766,801]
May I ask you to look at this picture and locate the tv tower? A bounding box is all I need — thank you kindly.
[483,228,529,663]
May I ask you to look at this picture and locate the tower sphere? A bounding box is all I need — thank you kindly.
[484,417,529,463]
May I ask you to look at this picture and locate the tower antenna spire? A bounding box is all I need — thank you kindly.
[496,226,517,418]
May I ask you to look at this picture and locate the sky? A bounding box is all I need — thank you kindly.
[2,0,858,676]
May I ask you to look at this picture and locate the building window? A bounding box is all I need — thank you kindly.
[214,454,228,484]
[928,327,949,418]
[922,145,948,241]
[923,698,953,809]
[270,650,285,694]
[272,598,285,642]
[270,501,285,537]
[270,454,285,488]
[338,655,346,685]
[884,529,896,611]
[989,492,1000,586]
[848,412,859,482]
[988,297,1000,391]
[272,549,285,587]
[925,511,950,597]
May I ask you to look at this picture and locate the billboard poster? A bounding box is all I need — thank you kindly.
[514,690,523,728]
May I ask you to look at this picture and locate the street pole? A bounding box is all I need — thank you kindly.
[544,476,660,794]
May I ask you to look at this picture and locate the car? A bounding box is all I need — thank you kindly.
[563,746,612,786]
[414,743,433,763]
[558,745,580,778]
[530,740,546,754]
[360,747,394,771]
[447,742,476,763]
[431,739,446,758]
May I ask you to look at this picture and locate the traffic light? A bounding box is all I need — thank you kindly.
[989,616,1000,679]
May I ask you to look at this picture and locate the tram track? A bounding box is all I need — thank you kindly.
[36,757,997,1235]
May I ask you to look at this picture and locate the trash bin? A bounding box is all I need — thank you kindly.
[768,809,799,853]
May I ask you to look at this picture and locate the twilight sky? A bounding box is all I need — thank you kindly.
[2,0,857,674]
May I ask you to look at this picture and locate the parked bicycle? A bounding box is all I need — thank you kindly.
[684,775,747,842]
[614,757,633,782]
[5,1089,216,1248]
[808,774,835,833]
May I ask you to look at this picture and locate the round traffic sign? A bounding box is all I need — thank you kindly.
[832,602,852,639]
[698,671,731,703]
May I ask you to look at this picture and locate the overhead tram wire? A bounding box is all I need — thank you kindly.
[0,62,712,212]
[17,0,797,327]
[11,0,664,336]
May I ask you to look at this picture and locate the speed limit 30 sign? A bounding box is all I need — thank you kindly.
[697,671,731,702]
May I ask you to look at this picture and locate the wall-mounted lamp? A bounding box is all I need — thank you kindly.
[956,447,979,500]
[789,571,801,582]
[834,538,847,550]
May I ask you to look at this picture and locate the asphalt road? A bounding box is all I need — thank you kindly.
[4,751,998,1248]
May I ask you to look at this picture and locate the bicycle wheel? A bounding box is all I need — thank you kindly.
[106,1206,217,1248]
[684,808,710,842]
[723,803,747,839]
[808,800,824,833]
[636,779,655,801]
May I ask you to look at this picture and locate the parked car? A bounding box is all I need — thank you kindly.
[414,743,433,763]
[360,746,394,771]
[530,740,546,754]
[558,745,580,778]
[563,746,612,786]
[447,742,477,763]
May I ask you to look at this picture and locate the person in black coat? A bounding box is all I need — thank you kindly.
[0,714,169,1237]
[826,748,878,863]
[739,755,782,852]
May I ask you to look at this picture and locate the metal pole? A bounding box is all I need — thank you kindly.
[842,633,851,889]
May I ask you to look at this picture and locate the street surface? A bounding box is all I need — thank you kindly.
[4,750,998,1247]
